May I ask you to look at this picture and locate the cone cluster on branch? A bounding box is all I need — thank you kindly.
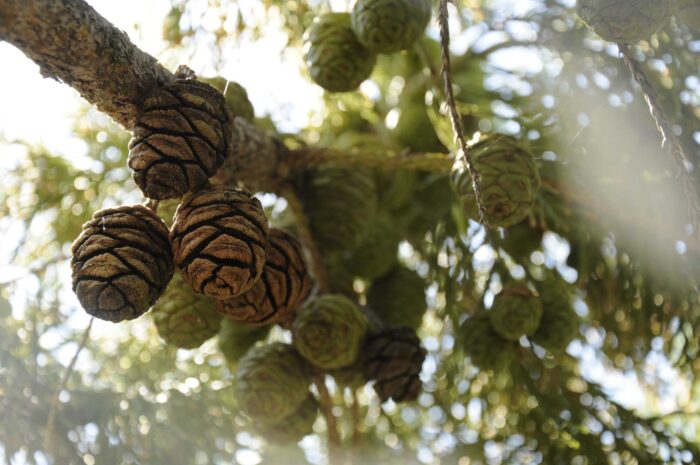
[304,0,431,92]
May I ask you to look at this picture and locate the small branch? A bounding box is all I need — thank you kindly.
[350,389,361,448]
[288,147,453,173]
[618,44,700,246]
[438,0,490,228]
[313,374,341,465]
[43,317,94,456]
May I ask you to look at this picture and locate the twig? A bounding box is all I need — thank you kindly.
[288,147,452,173]
[350,389,361,448]
[438,0,490,228]
[618,44,700,245]
[313,374,342,465]
[43,317,95,457]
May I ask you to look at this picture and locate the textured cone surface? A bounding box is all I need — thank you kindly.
[330,363,368,389]
[489,285,543,341]
[234,342,311,422]
[71,205,174,322]
[363,326,426,403]
[215,229,313,325]
[532,281,580,353]
[672,0,700,28]
[170,186,269,299]
[304,13,377,92]
[451,135,540,228]
[392,103,445,153]
[459,311,515,371]
[351,0,431,53]
[576,0,669,43]
[200,77,255,121]
[367,266,426,330]
[128,79,233,200]
[151,274,222,349]
[218,319,271,366]
[257,395,318,444]
[344,212,400,280]
[324,257,358,296]
[293,294,369,369]
[301,166,377,254]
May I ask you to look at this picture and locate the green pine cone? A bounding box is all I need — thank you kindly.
[151,274,222,349]
[532,281,580,353]
[392,102,445,153]
[218,319,271,366]
[367,266,427,330]
[200,77,255,120]
[351,0,432,53]
[377,170,418,213]
[404,173,454,242]
[576,0,669,43]
[304,13,377,92]
[301,166,377,254]
[451,135,540,228]
[330,363,368,389]
[499,223,543,262]
[234,342,311,422]
[459,311,516,371]
[344,212,400,280]
[489,285,543,341]
[672,0,700,28]
[292,294,369,369]
[324,256,358,296]
[257,395,319,444]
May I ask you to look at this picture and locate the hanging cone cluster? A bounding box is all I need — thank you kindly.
[351,0,432,53]
[256,395,319,444]
[151,274,222,349]
[532,280,580,353]
[363,326,426,403]
[451,134,541,228]
[489,285,543,341]
[367,266,427,330]
[292,294,369,369]
[71,205,174,322]
[215,229,313,326]
[459,312,516,371]
[170,186,269,299]
[576,0,669,43]
[300,166,377,254]
[128,79,233,200]
[218,318,271,366]
[233,342,311,423]
[304,13,376,92]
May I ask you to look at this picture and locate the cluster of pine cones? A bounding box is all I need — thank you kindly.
[304,0,432,92]
[69,71,427,444]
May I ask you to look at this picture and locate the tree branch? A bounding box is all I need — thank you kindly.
[288,147,453,172]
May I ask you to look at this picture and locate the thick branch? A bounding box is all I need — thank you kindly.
[289,147,453,172]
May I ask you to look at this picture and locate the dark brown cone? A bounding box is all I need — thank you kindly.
[215,229,313,326]
[363,326,426,403]
[128,79,233,200]
[170,186,269,299]
[71,205,174,322]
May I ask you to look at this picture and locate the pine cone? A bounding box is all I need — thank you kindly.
[304,13,377,92]
[451,135,540,228]
[218,318,271,366]
[330,363,368,389]
[459,311,515,371]
[256,395,319,444]
[351,0,431,53]
[71,205,174,322]
[151,274,222,349]
[576,0,669,43]
[301,166,377,254]
[292,294,369,369]
[392,102,445,153]
[170,186,269,299]
[404,173,454,243]
[489,285,543,341]
[215,229,313,326]
[532,280,580,353]
[234,342,311,422]
[200,77,255,121]
[672,0,700,28]
[367,266,426,330]
[499,223,543,262]
[344,212,400,281]
[128,79,233,200]
[363,326,426,403]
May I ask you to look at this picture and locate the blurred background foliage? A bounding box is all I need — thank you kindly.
[1,0,700,464]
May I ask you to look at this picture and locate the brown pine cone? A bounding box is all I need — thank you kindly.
[215,229,313,326]
[128,79,233,200]
[363,326,426,403]
[170,186,269,299]
[71,205,174,322]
